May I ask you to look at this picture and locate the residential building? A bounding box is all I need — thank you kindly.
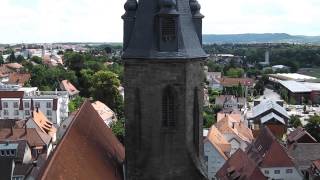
[287,127,317,145]
[288,143,320,178]
[215,115,254,154]
[206,72,222,90]
[91,101,117,127]
[246,127,303,180]
[26,109,57,143]
[59,80,79,99]
[215,95,247,112]
[218,77,255,97]
[0,140,34,180]
[309,159,320,180]
[38,100,124,180]
[249,100,289,138]
[204,126,231,179]
[122,0,208,179]
[0,84,69,126]
[216,149,267,180]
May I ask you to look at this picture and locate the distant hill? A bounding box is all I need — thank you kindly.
[203,33,320,44]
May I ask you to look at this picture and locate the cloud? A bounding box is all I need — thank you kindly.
[0,0,319,43]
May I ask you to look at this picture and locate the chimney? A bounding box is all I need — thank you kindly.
[24,122,27,135]
[232,122,235,129]
[31,111,34,118]
[10,126,13,136]
[36,107,39,113]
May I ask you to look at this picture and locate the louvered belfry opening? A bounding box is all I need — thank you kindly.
[162,86,175,127]
[161,17,176,42]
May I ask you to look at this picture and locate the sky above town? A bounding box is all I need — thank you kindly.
[0,0,320,43]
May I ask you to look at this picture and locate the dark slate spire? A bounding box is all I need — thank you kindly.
[122,0,207,60]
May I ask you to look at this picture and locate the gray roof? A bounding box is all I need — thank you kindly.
[279,80,312,93]
[252,100,289,119]
[122,0,207,60]
[261,112,285,124]
[288,143,320,169]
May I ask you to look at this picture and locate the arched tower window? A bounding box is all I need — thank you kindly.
[162,86,176,127]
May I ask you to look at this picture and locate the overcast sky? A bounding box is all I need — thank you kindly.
[0,0,320,43]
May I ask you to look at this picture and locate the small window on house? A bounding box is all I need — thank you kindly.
[286,169,293,174]
[47,110,52,116]
[13,102,19,108]
[10,150,15,156]
[24,102,30,108]
[25,110,30,116]
[3,102,8,108]
[161,17,176,42]
[14,110,19,116]
[6,150,10,156]
[0,150,4,156]
[3,110,9,116]
[35,102,40,108]
[274,170,280,174]
[264,170,269,174]
[46,102,52,108]
[162,86,175,127]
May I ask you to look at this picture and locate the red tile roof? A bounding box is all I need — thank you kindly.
[287,127,317,144]
[60,80,79,96]
[0,128,50,147]
[246,127,295,168]
[216,149,267,180]
[205,126,231,159]
[8,73,31,85]
[0,91,24,99]
[38,100,124,180]
[218,78,255,87]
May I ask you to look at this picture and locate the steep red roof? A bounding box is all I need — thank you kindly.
[216,149,267,180]
[247,127,295,168]
[38,100,124,180]
[287,127,317,144]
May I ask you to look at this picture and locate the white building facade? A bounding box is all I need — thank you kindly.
[0,84,68,126]
[261,167,302,180]
[204,141,227,180]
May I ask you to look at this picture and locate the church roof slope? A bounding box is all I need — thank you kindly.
[38,100,125,180]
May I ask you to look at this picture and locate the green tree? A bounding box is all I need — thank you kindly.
[226,68,244,78]
[16,55,24,63]
[79,69,94,97]
[30,56,43,64]
[0,55,4,65]
[111,118,125,143]
[305,115,320,142]
[7,51,16,63]
[289,115,302,128]
[64,52,85,73]
[90,70,123,117]
[68,96,85,112]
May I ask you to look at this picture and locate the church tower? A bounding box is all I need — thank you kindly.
[122,0,208,179]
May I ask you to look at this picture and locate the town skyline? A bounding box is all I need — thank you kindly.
[1,0,320,43]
